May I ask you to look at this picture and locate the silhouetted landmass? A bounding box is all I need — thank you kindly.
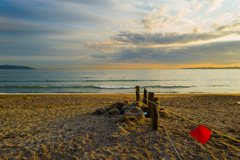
[182,67,240,69]
[0,65,35,69]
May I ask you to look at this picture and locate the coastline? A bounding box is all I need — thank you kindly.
[2,92,240,96]
[0,93,239,159]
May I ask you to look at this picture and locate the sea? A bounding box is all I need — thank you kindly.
[1,69,240,94]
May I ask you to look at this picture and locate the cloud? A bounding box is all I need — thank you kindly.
[191,0,206,11]
[158,7,170,15]
[85,30,235,53]
[105,40,240,65]
[206,0,224,14]
[114,31,232,44]
[215,22,240,31]
[104,26,111,31]
[141,8,192,31]
[214,13,232,24]
[236,12,240,19]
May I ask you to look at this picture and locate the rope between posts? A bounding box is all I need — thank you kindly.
[136,89,240,144]
[156,107,183,160]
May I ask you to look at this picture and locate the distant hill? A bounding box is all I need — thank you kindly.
[182,67,240,69]
[0,65,35,69]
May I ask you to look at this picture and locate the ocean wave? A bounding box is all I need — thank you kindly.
[143,85,193,88]
[0,85,194,89]
[207,85,228,87]
[0,79,170,82]
[0,85,95,88]
[95,86,134,89]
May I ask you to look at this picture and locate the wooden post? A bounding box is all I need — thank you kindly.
[135,86,140,102]
[147,92,154,117]
[151,98,159,130]
[143,88,147,104]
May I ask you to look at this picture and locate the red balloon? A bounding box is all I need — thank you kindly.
[189,126,211,145]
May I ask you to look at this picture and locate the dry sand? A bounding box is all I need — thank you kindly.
[0,94,240,160]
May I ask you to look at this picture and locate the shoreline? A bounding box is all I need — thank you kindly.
[1,92,240,96]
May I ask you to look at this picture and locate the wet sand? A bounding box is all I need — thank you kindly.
[0,94,240,159]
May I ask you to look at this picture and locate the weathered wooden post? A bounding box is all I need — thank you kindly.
[143,88,147,104]
[136,86,140,102]
[147,92,154,117]
[151,97,159,130]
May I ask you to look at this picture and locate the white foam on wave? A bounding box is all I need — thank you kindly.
[95,85,134,89]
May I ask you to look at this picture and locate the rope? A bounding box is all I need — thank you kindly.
[156,107,183,160]
[136,89,240,144]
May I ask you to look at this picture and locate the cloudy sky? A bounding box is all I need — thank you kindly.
[1,0,240,69]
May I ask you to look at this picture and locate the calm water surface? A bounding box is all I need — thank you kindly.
[0,69,240,94]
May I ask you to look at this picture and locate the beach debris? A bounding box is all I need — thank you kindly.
[115,116,138,124]
[114,107,145,126]
[123,101,148,112]
[107,102,125,112]
[158,107,171,118]
[91,108,106,115]
[129,107,145,120]
[124,100,130,104]
[121,122,128,129]
[92,101,146,128]
[105,108,120,115]
[159,110,171,118]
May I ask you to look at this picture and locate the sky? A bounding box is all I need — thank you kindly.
[1,0,240,69]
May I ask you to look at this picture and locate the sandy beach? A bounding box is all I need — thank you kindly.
[0,93,240,159]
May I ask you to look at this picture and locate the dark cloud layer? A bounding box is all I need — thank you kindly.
[216,22,240,31]
[111,30,237,45]
[101,41,240,64]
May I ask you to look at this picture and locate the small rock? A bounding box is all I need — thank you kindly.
[121,122,128,129]
[92,108,106,115]
[228,129,236,132]
[159,110,171,118]
[108,102,125,110]
[123,116,138,123]
[131,107,145,120]
[105,108,120,115]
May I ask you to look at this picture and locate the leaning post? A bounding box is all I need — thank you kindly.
[151,97,159,130]
[147,92,154,117]
[135,86,140,102]
[143,88,147,104]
